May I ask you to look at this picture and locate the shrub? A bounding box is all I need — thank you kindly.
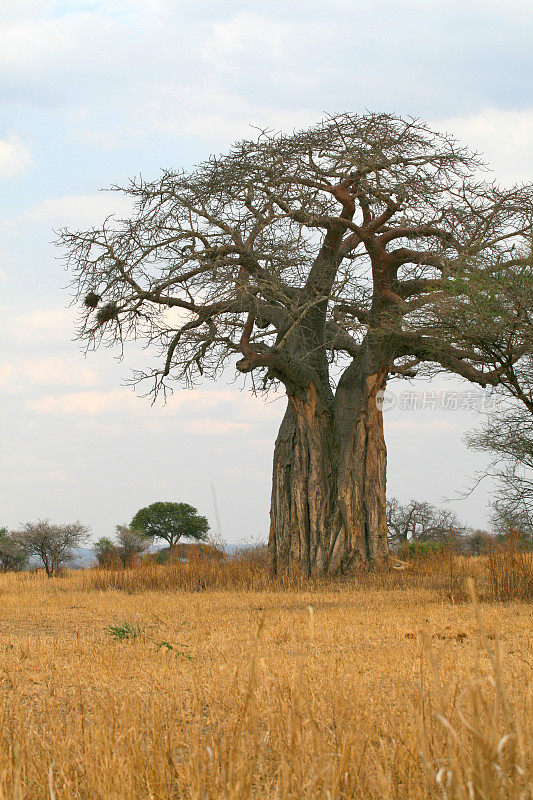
[398,540,443,559]
[94,537,120,568]
[486,533,533,601]
[0,528,28,572]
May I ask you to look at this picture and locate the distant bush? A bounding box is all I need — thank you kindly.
[94,537,120,568]
[153,548,170,565]
[231,542,270,569]
[495,528,533,552]
[398,540,443,559]
[116,526,149,567]
[486,533,533,601]
[0,528,28,572]
[94,528,149,568]
[461,529,494,556]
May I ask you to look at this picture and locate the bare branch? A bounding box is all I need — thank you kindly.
[56,112,533,399]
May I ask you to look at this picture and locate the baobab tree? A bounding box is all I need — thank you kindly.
[58,113,533,574]
[386,498,462,549]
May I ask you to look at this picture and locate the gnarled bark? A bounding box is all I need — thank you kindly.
[269,368,388,575]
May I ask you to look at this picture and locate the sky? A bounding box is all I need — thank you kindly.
[1,0,533,545]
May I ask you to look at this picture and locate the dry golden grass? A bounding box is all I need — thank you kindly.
[75,542,533,603]
[0,565,531,799]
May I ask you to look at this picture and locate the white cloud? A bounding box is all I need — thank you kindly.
[205,12,292,61]
[30,192,135,228]
[0,451,69,486]
[0,6,193,110]
[3,306,76,343]
[436,107,533,185]
[34,358,96,387]
[26,387,210,416]
[0,357,98,391]
[182,419,252,435]
[25,385,284,423]
[0,10,124,77]
[149,85,320,146]
[0,136,32,178]
[386,418,463,433]
[0,363,15,387]
[1,15,77,69]
[27,388,132,415]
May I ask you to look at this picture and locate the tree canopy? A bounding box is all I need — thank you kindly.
[0,528,28,573]
[455,261,533,527]
[94,527,149,567]
[60,113,532,396]
[130,502,209,548]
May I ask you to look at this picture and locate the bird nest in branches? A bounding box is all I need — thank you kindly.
[96,301,119,324]
[84,291,101,309]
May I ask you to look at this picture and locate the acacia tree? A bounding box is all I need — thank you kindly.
[468,401,533,525]
[130,502,209,550]
[59,113,533,574]
[16,520,88,576]
[454,265,533,524]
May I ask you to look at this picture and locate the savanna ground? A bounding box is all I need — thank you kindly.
[0,553,532,799]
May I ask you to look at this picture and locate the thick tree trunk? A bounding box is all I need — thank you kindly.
[269,369,388,575]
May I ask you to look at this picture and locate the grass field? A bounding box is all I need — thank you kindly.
[0,566,531,799]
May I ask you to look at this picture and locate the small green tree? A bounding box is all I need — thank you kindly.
[94,529,148,567]
[131,502,209,550]
[93,537,120,567]
[0,528,28,572]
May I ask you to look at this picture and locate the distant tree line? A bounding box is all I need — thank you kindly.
[0,500,210,575]
[1,493,529,575]
[387,498,532,556]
